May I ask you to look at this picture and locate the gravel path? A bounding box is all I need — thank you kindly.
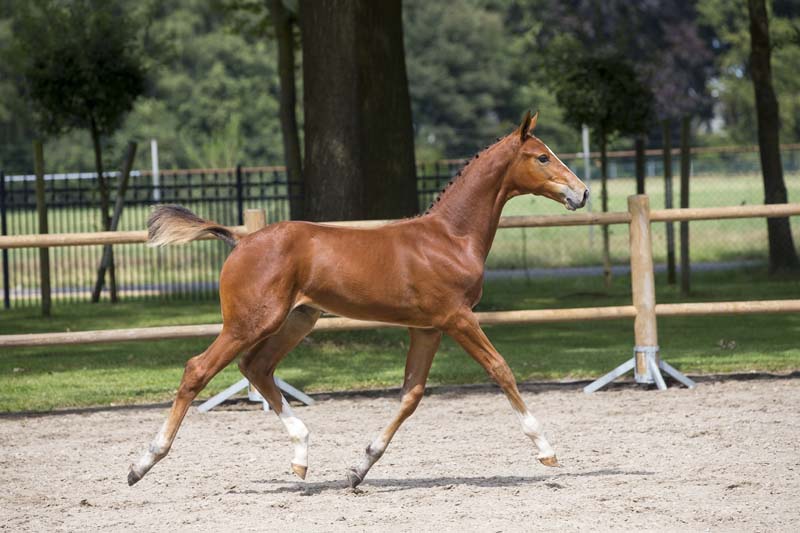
[1,378,798,532]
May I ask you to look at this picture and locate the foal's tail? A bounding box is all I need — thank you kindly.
[147,205,239,248]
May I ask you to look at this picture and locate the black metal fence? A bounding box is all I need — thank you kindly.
[0,167,301,307]
[2,146,799,309]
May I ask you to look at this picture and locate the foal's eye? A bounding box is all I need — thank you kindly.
[538,155,549,163]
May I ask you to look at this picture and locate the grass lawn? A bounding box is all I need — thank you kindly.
[1,268,798,412]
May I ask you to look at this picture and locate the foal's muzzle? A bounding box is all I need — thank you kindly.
[565,189,589,211]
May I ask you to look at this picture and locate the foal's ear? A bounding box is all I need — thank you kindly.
[519,110,539,142]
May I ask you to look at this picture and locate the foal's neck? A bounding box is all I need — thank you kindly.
[426,135,518,259]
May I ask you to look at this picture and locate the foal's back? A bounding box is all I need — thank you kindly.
[220,216,481,327]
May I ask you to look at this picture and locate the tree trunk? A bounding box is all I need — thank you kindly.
[748,0,799,272]
[300,0,418,221]
[91,142,137,303]
[600,133,611,288]
[89,119,117,302]
[268,0,304,220]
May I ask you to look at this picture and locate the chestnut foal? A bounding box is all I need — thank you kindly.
[128,112,588,488]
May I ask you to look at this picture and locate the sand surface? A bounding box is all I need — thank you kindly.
[1,378,798,532]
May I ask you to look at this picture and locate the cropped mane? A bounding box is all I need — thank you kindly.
[423,135,509,215]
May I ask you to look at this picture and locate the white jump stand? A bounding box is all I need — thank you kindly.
[584,195,696,394]
[197,377,314,413]
[584,345,695,393]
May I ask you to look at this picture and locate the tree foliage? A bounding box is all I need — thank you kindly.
[551,51,654,139]
[11,0,147,140]
[1,0,798,175]
[524,0,715,123]
[698,0,800,144]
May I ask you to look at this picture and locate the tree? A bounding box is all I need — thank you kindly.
[551,51,654,286]
[215,0,304,219]
[402,0,581,160]
[300,0,417,221]
[747,0,799,272]
[698,0,800,145]
[522,0,715,125]
[12,0,148,301]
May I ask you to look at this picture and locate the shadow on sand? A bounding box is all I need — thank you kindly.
[229,468,654,496]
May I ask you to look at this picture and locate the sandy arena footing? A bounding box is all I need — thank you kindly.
[1,378,798,532]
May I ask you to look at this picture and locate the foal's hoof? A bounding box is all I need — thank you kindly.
[538,455,562,468]
[291,463,307,480]
[127,467,142,486]
[346,468,363,489]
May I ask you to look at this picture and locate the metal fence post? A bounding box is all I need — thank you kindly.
[662,121,676,285]
[0,170,9,309]
[235,164,244,226]
[679,117,691,295]
[33,141,51,317]
[635,135,646,194]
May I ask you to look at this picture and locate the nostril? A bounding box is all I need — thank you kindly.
[582,189,589,203]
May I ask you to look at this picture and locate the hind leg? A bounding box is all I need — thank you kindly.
[238,306,321,479]
[127,329,250,485]
[128,288,295,486]
[347,328,441,488]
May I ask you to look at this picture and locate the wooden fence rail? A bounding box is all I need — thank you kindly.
[2,299,799,349]
[1,198,799,393]
[2,203,799,249]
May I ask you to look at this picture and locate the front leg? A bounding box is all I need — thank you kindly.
[443,309,559,466]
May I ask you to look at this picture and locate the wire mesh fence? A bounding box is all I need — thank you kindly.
[2,145,799,308]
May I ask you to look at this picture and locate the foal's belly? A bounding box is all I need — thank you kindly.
[294,238,447,327]
[284,221,482,328]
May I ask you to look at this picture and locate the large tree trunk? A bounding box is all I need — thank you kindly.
[268,0,304,220]
[89,119,118,302]
[300,0,418,221]
[748,0,799,272]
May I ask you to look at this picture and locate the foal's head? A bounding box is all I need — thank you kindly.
[505,111,589,211]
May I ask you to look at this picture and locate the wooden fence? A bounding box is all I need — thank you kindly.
[1,196,799,390]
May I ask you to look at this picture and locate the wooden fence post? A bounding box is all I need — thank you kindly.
[33,141,51,317]
[244,208,267,234]
[628,194,659,384]
[679,117,691,295]
[662,121,676,284]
